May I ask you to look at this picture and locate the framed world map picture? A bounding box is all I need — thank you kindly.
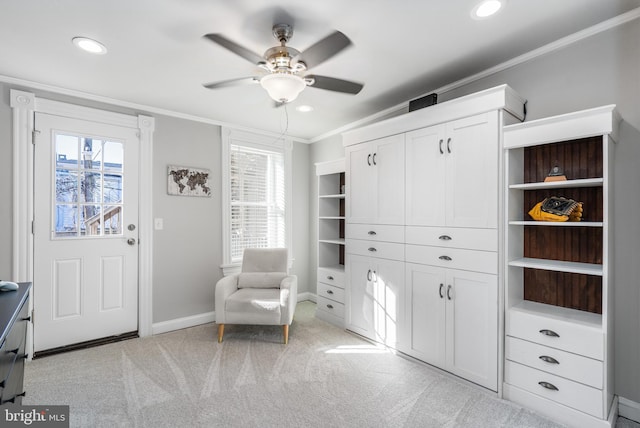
[167,165,212,197]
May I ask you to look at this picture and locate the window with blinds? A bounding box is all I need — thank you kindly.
[229,143,285,263]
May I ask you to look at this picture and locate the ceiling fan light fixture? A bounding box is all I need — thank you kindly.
[472,0,504,19]
[260,73,306,103]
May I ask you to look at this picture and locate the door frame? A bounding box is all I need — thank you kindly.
[10,89,155,357]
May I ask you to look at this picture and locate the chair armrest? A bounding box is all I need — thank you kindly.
[215,274,239,323]
[279,275,298,325]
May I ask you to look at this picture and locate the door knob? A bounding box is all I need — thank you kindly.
[127,238,136,246]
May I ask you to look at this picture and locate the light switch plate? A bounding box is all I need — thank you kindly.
[154,218,163,230]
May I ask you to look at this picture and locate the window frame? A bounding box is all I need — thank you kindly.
[220,128,292,275]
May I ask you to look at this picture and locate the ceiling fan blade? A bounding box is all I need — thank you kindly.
[294,31,352,68]
[307,75,363,94]
[203,33,264,65]
[203,77,259,90]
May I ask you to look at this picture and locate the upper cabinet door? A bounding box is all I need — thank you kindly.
[374,134,405,225]
[405,124,447,226]
[445,112,499,228]
[345,142,376,224]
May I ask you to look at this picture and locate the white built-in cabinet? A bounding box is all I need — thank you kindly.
[502,106,619,428]
[315,159,346,327]
[342,84,525,392]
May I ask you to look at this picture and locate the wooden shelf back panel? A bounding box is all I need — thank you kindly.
[524,226,602,264]
[524,136,603,183]
[524,268,602,314]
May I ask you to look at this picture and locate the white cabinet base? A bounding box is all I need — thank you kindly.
[503,383,617,428]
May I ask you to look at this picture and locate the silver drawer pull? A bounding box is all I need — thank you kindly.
[326,304,334,309]
[438,235,452,241]
[538,381,559,391]
[539,329,560,338]
[326,276,334,281]
[439,255,452,261]
[368,247,377,252]
[539,355,560,365]
[326,289,334,295]
[367,230,377,235]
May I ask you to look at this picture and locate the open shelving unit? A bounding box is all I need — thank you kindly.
[502,105,620,427]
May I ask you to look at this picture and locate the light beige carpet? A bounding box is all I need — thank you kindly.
[24,302,572,427]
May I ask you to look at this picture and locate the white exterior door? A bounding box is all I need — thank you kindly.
[33,112,140,352]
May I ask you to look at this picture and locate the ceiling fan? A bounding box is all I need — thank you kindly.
[202,24,364,103]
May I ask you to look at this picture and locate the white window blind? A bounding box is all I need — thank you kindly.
[229,143,285,263]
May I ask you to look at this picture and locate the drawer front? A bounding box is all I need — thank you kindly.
[505,336,603,389]
[317,268,345,289]
[317,296,345,319]
[346,224,404,243]
[405,226,497,251]
[405,245,497,274]
[317,282,345,304]
[507,309,603,360]
[346,239,404,261]
[505,361,604,418]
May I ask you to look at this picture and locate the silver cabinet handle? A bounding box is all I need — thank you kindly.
[539,355,560,365]
[326,289,334,295]
[367,269,372,281]
[439,283,444,299]
[367,154,372,166]
[446,137,452,153]
[447,285,452,300]
[327,276,334,281]
[538,381,559,391]
[368,247,377,252]
[438,235,452,241]
[539,329,560,338]
[367,230,377,235]
[439,255,452,261]
[439,139,444,154]
[326,304,334,309]
[372,152,377,165]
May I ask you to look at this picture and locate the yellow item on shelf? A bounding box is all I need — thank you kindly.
[528,197,583,222]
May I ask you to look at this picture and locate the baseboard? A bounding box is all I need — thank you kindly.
[299,292,316,303]
[152,311,216,335]
[619,397,640,423]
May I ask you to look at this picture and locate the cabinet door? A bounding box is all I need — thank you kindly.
[445,112,499,228]
[405,125,446,226]
[445,269,498,391]
[345,142,376,224]
[404,263,446,367]
[345,254,375,340]
[374,134,405,225]
[371,257,405,348]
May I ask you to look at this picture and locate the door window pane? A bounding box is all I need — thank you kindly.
[56,135,80,168]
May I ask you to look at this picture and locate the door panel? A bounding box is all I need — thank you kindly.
[33,113,139,352]
[374,135,405,225]
[345,143,375,224]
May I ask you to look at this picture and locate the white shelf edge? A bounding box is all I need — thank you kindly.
[319,194,346,199]
[319,216,345,220]
[509,178,603,190]
[509,221,603,227]
[508,257,603,276]
[318,264,345,273]
[509,300,602,328]
[319,239,346,245]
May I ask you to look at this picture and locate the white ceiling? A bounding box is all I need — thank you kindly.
[2,0,639,141]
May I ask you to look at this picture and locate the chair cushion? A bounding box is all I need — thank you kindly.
[237,272,287,289]
[225,288,282,325]
[241,248,288,273]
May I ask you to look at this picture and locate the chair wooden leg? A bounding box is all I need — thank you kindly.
[283,324,289,345]
[217,324,224,343]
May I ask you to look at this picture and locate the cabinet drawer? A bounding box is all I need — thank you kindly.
[317,268,345,289]
[346,224,404,243]
[346,239,404,260]
[317,296,345,319]
[405,245,497,274]
[505,336,603,389]
[505,361,604,418]
[507,308,603,360]
[405,226,497,251]
[317,282,345,304]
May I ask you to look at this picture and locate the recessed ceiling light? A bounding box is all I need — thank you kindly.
[296,105,314,113]
[72,37,107,54]
[471,0,504,19]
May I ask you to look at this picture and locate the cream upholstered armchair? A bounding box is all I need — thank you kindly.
[215,248,297,344]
